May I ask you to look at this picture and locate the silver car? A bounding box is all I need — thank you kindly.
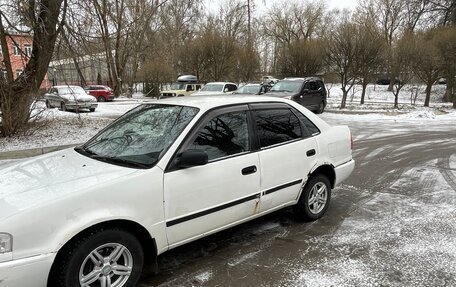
[44,85,98,112]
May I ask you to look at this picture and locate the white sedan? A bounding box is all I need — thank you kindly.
[0,95,354,286]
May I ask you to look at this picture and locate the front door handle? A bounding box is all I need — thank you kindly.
[242,165,257,175]
[306,149,316,157]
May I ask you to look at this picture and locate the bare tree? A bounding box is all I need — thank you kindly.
[0,0,67,137]
[325,19,358,109]
[351,18,386,104]
[413,29,442,107]
[434,26,456,108]
[391,31,417,108]
[276,39,325,78]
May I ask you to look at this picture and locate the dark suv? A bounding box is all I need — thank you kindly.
[265,77,327,113]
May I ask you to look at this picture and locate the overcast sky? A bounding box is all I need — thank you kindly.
[205,0,358,14]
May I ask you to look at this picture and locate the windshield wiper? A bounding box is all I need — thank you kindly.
[75,146,97,156]
[90,155,150,169]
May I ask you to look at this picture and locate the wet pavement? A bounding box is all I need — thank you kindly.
[138,114,456,286]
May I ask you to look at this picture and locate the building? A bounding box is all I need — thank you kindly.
[48,52,112,88]
[0,32,49,88]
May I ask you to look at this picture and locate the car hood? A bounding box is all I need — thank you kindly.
[0,148,137,220]
[60,93,95,101]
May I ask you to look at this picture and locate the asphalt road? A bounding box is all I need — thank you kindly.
[137,115,456,287]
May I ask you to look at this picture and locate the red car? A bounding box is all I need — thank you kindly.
[84,85,114,102]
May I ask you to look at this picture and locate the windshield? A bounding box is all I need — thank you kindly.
[170,83,185,90]
[234,85,260,94]
[269,81,302,93]
[79,104,199,168]
[200,84,224,92]
[58,86,86,95]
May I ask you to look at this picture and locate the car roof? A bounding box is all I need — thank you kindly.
[204,82,237,85]
[281,77,321,82]
[52,85,83,88]
[155,95,291,111]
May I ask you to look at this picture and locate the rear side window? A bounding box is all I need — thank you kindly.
[190,111,249,161]
[254,109,301,148]
[291,107,320,136]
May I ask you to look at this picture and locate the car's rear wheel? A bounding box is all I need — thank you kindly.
[98,96,106,102]
[90,108,96,112]
[294,174,331,221]
[51,228,144,287]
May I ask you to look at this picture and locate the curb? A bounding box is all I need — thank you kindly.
[0,143,81,160]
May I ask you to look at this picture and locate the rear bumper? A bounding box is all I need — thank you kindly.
[67,103,98,110]
[334,159,355,187]
[0,253,55,287]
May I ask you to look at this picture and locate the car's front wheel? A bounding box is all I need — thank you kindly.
[98,96,106,102]
[51,228,144,287]
[60,102,67,111]
[294,174,331,221]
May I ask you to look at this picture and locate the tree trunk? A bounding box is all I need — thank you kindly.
[445,76,454,104]
[424,81,432,107]
[0,85,34,137]
[341,88,348,109]
[360,81,368,105]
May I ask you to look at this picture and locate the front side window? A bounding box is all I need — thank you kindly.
[189,111,249,161]
[255,109,302,148]
[80,105,199,167]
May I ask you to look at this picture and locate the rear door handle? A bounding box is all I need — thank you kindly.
[306,149,316,157]
[242,165,257,175]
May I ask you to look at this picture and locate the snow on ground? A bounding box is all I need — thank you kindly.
[282,159,456,287]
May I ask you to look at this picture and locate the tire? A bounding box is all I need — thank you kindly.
[315,101,325,114]
[177,94,184,97]
[60,102,67,111]
[45,100,51,108]
[98,96,106,102]
[51,228,144,287]
[294,174,331,222]
[90,108,96,112]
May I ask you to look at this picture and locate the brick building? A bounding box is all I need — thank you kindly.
[0,32,50,88]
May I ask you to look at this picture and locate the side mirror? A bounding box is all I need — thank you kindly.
[302,88,309,94]
[223,88,229,93]
[177,149,208,168]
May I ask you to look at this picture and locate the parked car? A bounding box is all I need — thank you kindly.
[233,83,270,95]
[159,82,203,99]
[192,82,238,96]
[160,75,203,99]
[265,77,327,113]
[44,85,98,112]
[0,95,354,286]
[84,85,114,102]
